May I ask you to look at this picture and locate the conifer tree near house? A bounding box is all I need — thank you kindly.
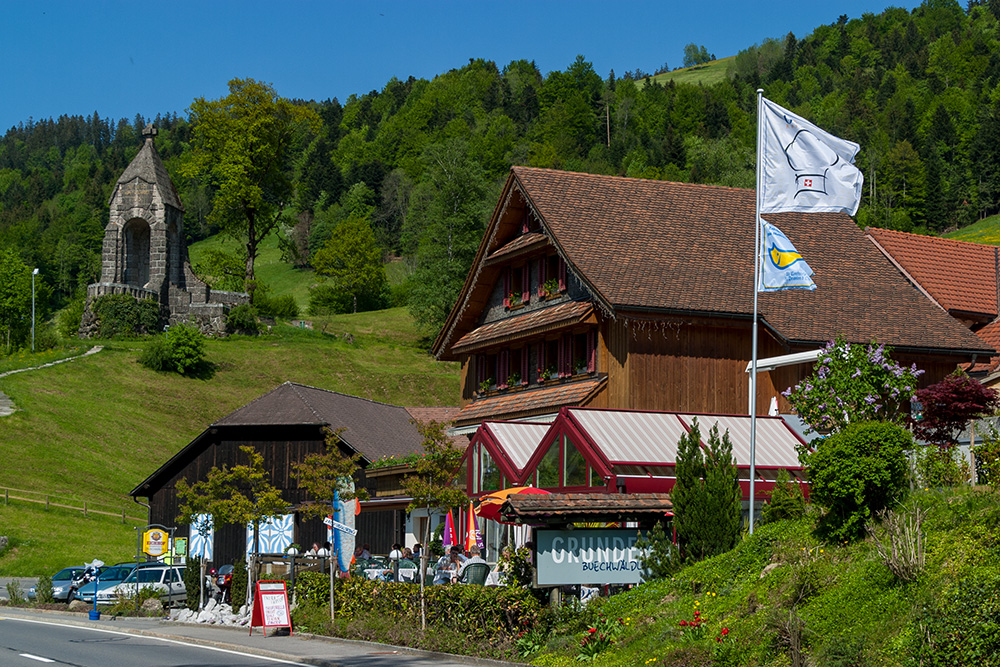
[673,419,742,562]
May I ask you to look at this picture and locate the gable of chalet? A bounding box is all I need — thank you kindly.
[434,167,992,362]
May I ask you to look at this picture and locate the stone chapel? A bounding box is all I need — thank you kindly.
[82,124,247,335]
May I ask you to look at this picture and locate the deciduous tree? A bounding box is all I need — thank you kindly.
[311,217,387,313]
[183,79,320,296]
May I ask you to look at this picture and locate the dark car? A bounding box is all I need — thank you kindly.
[27,566,89,602]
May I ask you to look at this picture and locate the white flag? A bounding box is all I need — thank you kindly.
[758,219,816,292]
[760,97,863,215]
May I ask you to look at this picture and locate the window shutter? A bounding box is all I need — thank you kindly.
[587,330,596,373]
[499,350,509,388]
[522,212,529,234]
[503,269,511,307]
[477,355,486,386]
[521,348,529,385]
[557,336,567,378]
[521,265,529,303]
[536,259,543,297]
[558,258,567,291]
[536,342,544,380]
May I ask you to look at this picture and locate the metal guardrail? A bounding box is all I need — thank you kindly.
[0,486,145,523]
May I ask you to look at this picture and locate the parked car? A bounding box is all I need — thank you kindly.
[27,566,90,602]
[72,562,161,604]
[95,565,186,606]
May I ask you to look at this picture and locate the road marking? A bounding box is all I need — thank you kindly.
[19,655,55,663]
[0,616,308,665]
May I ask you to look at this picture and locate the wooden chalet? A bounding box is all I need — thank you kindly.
[433,167,993,431]
[129,382,457,566]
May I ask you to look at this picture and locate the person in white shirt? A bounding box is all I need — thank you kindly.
[456,546,487,582]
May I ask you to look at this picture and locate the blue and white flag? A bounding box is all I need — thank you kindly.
[760,97,863,216]
[758,220,816,292]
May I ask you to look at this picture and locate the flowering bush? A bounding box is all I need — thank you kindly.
[783,336,923,434]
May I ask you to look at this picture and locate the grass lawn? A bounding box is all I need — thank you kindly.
[0,308,458,575]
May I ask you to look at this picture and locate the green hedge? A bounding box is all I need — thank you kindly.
[294,573,540,643]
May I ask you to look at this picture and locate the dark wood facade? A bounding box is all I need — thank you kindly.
[136,424,406,566]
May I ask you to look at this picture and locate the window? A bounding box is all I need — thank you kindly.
[504,266,528,308]
[537,255,566,297]
[536,441,559,487]
[481,447,502,491]
[590,465,604,487]
[563,435,587,487]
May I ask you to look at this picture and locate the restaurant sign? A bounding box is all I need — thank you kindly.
[536,529,652,586]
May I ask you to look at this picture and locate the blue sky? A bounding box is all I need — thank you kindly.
[2,0,923,133]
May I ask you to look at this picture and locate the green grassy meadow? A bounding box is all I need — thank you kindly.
[0,308,458,575]
[647,57,734,87]
[187,230,319,309]
[943,213,1000,244]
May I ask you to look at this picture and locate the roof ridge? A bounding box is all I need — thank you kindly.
[283,381,409,411]
[868,226,999,251]
[511,165,754,195]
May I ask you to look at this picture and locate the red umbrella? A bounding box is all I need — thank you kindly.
[475,486,550,522]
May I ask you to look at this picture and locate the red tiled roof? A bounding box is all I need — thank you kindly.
[485,232,548,264]
[502,167,988,353]
[867,228,999,319]
[455,377,605,425]
[452,300,594,353]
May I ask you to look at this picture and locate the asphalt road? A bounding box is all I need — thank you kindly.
[0,614,303,666]
[0,608,523,667]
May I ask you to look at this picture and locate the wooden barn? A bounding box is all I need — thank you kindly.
[433,167,993,431]
[129,382,456,567]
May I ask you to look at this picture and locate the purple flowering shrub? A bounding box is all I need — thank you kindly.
[783,336,923,434]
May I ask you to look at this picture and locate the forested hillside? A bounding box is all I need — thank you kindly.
[3,0,1000,349]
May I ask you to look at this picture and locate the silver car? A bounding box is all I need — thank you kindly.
[27,566,89,602]
[96,565,186,606]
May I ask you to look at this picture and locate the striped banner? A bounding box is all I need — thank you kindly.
[246,514,295,555]
[189,514,214,560]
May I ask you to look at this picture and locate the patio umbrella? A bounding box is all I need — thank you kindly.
[464,501,484,551]
[475,486,550,523]
[442,510,457,548]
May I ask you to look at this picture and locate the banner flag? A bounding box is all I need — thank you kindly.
[760,97,863,215]
[442,510,457,549]
[464,501,484,551]
[758,219,816,292]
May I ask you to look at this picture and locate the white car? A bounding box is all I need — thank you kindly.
[96,565,186,606]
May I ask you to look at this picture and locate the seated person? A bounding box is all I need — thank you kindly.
[359,543,372,560]
[457,546,487,581]
[401,547,414,561]
[305,542,321,557]
[433,546,465,585]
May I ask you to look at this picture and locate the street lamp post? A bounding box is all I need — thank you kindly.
[31,268,39,352]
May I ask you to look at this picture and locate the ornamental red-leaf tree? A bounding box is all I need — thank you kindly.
[911,371,999,448]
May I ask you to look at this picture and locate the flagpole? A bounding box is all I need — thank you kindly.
[750,88,764,535]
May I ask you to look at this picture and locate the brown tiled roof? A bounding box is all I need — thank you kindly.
[440,167,989,357]
[455,377,605,425]
[485,232,548,264]
[452,300,594,353]
[867,228,999,319]
[499,492,672,525]
[214,382,455,462]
